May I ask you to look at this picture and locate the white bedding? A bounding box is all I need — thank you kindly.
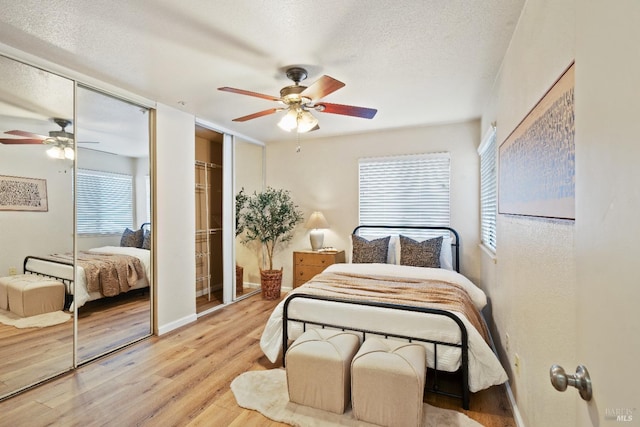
[24,246,150,310]
[260,263,508,392]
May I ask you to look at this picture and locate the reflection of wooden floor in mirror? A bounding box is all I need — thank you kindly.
[0,311,73,398]
[77,291,151,362]
[0,290,151,398]
[195,285,257,313]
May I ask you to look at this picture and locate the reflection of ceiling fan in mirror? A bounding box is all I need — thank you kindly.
[0,118,98,159]
[218,67,377,133]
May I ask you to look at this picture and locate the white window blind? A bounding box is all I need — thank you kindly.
[358,153,450,239]
[478,126,497,252]
[77,169,134,234]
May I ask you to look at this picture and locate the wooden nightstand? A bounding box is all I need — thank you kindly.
[293,250,346,288]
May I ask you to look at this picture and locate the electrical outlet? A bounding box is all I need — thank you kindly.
[505,333,510,353]
[514,353,521,376]
[8,267,17,276]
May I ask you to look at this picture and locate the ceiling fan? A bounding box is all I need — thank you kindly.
[0,118,98,159]
[218,67,377,133]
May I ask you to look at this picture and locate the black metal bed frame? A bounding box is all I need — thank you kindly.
[23,255,73,286]
[352,224,460,273]
[280,225,471,409]
[22,222,152,308]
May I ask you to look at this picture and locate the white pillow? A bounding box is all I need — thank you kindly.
[440,237,454,270]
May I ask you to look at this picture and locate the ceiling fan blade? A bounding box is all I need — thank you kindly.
[301,75,345,101]
[78,141,100,144]
[5,130,47,139]
[0,138,44,145]
[309,124,320,132]
[316,102,377,119]
[218,87,280,102]
[232,108,280,122]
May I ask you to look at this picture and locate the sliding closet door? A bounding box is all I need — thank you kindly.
[0,54,74,399]
[233,137,264,300]
[75,86,152,363]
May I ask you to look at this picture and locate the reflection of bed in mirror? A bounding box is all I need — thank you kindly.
[23,225,151,310]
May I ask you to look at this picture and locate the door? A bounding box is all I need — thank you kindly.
[574,2,640,425]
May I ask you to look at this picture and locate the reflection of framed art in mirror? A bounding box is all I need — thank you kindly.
[0,175,48,212]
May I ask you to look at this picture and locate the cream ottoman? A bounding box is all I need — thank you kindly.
[351,338,426,427]
[285,328,360,414]
[3,274,65,317]
[0,277,8,310]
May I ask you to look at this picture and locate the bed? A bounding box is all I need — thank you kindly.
[22,224,151,310]
[260,225,507,409]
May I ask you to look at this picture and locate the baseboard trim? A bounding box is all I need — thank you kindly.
[157,313,197,335]
[505,380,526,427]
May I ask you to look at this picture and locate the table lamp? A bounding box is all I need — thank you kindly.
[305,211,330,251]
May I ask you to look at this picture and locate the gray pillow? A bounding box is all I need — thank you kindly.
[399,235,443,268]
[142,230,151,250]
[121,228,144,248]
[351,235,390,263]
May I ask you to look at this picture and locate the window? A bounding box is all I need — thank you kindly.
[77,169,134,234]
[358,153,450,239]
[478,125,497,252]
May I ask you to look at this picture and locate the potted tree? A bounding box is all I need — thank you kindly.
[235,188,248,296]
[237,186,303,300]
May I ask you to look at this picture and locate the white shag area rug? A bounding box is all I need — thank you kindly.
[0,308,71,328]
[231,369,484,427]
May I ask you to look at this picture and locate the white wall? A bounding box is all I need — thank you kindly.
[266,120,481,289]
[480,0,578,426]
[0,146,74,275]
[155,104,197,334]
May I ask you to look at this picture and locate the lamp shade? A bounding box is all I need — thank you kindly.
[305,211,329,230]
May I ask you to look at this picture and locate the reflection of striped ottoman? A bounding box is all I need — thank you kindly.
[286,329,360,414]
[0,274,65,317]
[351,338,426,427]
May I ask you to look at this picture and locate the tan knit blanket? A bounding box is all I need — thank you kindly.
[47,252,146,297]
[295,271,490,343]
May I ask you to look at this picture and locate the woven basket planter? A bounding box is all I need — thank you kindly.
[260,268,282,300]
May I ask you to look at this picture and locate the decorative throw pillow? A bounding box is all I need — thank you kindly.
[351,235,391,263]
[399,235,443,268]
[121,228,144,248]
[142,230,151,250]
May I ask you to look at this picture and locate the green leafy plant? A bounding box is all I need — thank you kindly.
[235,188,248,237]
[238,187,303,271]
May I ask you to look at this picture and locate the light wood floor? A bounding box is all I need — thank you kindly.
[0,293,515,427]
[0,291,151,398]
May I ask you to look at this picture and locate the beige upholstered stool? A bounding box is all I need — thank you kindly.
[2,274,65,317]
[351,338,426,427]
[0,277,9,310]
[286,328,360,414]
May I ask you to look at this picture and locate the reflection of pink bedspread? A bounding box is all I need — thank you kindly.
[47,252,146,297]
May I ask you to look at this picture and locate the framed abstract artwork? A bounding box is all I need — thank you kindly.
[499,63,575,220]
[0,175,48,212]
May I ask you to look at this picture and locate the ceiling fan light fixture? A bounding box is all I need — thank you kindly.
[64,146,75,160]
[297,110,318,133]
[46,145,65,159]
[278,109,299,132]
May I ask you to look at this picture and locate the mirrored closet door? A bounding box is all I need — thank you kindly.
[0,54,75,399]
[234,137,264,300]
[75,85,152,363]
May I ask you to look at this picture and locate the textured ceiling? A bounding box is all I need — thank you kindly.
[0,0,525,145]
